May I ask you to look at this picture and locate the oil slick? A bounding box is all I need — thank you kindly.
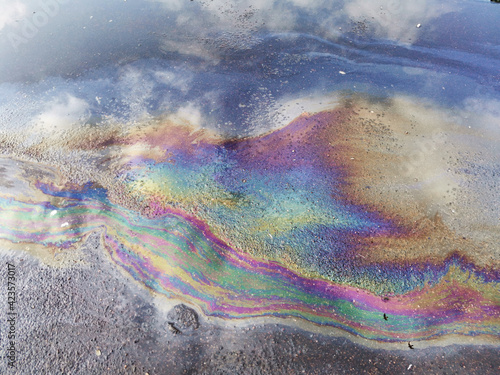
[0,93,498,346]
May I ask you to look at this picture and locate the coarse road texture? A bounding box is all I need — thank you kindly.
[0,233,498,375]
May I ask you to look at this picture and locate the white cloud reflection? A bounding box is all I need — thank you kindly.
[151,0,456,49]
[0,0,461,83]
[33,94,90,132]
[345,0,453,42]
[0,1,27,30]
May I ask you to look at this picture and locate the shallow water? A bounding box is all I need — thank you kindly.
[0,0,499,348]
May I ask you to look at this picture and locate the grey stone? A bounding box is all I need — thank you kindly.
[167,304,200,333]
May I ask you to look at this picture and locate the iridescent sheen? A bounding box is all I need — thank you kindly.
[0,107,498,343]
